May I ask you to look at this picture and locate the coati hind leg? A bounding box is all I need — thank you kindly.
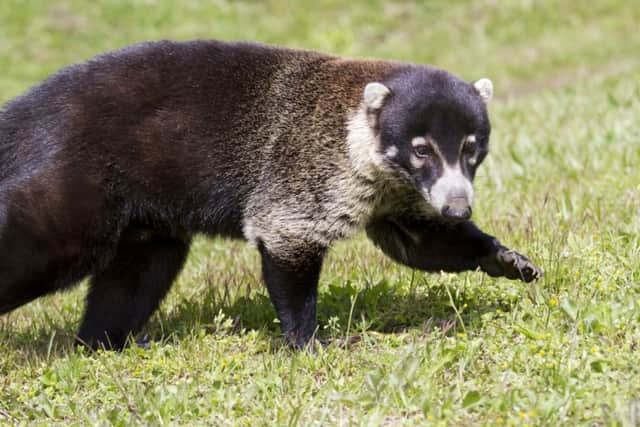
[0,213,98,316]
[366,218,542,282]
[77,229,191,350]
[258,241,325,349]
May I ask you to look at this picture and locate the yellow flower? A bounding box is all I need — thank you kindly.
[549,298,558,307]
[591,346,598,353]
[519,411,526,418]
[496,417,504,424]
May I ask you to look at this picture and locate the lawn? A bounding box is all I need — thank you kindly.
[1,1,639,426]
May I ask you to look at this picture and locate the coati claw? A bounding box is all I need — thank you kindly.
[135,334,152,350]
[497,249,543,282]
[480,247,543,283]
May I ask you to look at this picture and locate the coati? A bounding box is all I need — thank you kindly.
[0,40,542,350]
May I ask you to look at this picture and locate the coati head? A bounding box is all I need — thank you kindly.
[348,67,493,222]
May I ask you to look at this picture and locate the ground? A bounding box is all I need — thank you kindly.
[0,1,639,426]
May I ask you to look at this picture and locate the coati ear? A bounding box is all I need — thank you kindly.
[473,78,493,104]
[363,82,391,110]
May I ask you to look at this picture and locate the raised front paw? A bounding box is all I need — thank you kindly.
[480,247,543,283]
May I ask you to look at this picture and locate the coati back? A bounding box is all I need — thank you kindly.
[0,40,541,349]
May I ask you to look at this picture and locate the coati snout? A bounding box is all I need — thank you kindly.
[358,74,494,222]
[0,40,541,350]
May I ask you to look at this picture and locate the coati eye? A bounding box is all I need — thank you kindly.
[414,145,433,158]
[462,138,477,156]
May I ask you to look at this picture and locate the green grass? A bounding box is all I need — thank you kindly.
[1,1,639,425]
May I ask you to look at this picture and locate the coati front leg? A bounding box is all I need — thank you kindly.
[258,241,325,349]
[366,217,542,282]
[77,230,191,350]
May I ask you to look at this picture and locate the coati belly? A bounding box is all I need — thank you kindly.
[0,39,541,350]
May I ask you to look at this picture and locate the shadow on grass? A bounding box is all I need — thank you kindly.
[147,278,517,344]
[1,277,517,357]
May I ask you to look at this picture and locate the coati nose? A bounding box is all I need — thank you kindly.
[441,198,472,221]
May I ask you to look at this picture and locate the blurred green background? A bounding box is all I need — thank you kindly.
[1,0,638,101]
